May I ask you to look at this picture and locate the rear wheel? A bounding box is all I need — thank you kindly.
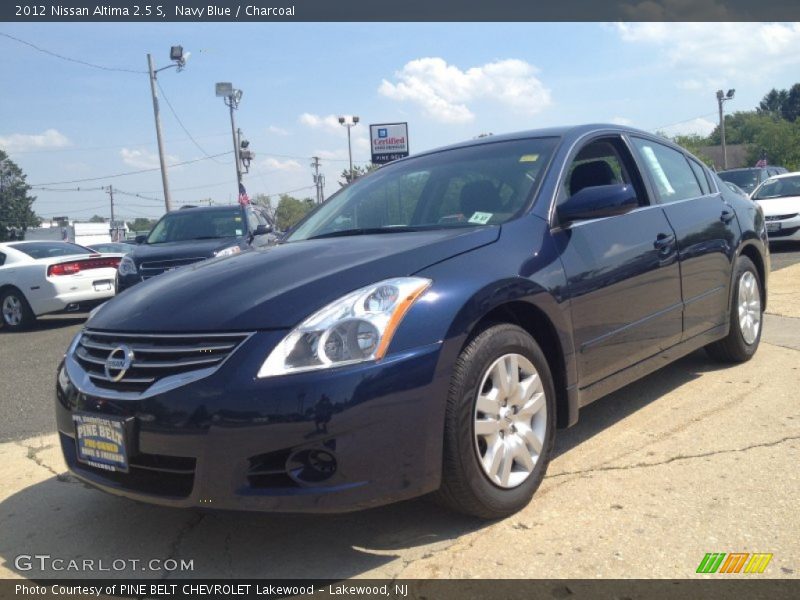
[435,323,556,519]
[1,288,36,332]
[706,256,762,363]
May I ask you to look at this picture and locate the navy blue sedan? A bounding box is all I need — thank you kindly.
[56,125,768,518]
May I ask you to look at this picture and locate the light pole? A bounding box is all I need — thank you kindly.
[716,88,735,170]
[216,83,244,194]
[147,45,188,212]
[338,115,359,183]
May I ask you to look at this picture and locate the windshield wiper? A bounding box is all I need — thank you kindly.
[306,227,424,240]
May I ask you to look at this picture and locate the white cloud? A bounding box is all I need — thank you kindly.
[658,117,716,137]
[0,128,71,152]
[611,116,633,126]
[261,157,301,171]
[266,125,289,136]
[298,113,348,135]
[378,57,552,123]
[614,22,800,83]
[313,149,348,161]
[120,148,178,169]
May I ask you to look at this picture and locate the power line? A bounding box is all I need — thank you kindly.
[29,151,233,186]
[156,79,225,164]
[8,132,230,155]
[0,31,145,74]
[651,112,718,133]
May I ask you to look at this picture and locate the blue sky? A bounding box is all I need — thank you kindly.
[2,22,800,220]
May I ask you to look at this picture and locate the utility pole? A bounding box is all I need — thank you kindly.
[106,185,117,241]
[311,156,323,204]
[147,54,173,213]
[216,83,244,196]
[338,115,360,183]
[716,88,735,170]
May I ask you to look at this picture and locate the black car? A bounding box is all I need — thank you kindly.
[116,204,274,291]
[718,166,788,195]
[57,125,768,518]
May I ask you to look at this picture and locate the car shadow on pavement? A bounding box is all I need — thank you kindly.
[0,314,86,334]
[0,350,731,580]
[554,349,729,458]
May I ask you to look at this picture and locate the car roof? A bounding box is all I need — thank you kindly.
[763,171,800,180]
[392,123,695,163]
[171,204,244,213]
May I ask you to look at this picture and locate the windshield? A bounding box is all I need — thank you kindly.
[9,242,93,259]
[147,208,244,244]
[718,169,761,192]
[286,138,558,242]
[752,175,800,200]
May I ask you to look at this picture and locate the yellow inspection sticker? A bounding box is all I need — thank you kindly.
[519,154,539,163]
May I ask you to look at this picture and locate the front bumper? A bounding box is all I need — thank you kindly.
[55,331,447,512]
[766,215,800,241]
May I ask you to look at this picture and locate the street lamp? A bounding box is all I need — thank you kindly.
[716,88,735,170]
[147,44,190,212]
[338,115,360,183]
[217,83,245,193]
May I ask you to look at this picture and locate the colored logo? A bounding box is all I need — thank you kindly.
[378,128,388,138]
[696,552,773,574]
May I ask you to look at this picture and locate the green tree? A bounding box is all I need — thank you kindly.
[126,217,157,232]
[89,214,107,223]
[275,194,315,231]
[781,83,800,123]
[757,88,789,117]
[669,134,715,166]
[744,118,800,171]
[339,163,380,187]
[0,150,41,241]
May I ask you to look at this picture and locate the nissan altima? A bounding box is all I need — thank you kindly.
[56,125,768,518]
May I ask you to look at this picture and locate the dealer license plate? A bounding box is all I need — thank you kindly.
[766,222,782,233]
[93,279,113,292]
[73,414,130,472]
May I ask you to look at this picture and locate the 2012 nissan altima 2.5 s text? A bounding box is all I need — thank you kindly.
[56,125,769,518]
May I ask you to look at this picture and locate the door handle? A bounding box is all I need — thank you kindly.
[720,209,735,223]
[654,233,676,251]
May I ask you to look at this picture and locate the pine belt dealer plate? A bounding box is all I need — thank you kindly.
[766,222,782,233]
[73,414,131,472]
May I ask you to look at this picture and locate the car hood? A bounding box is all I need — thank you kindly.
[755,196,800,216]
[128,238,242,262]
[92,227,500,332]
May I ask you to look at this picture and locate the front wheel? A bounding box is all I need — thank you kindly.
[706,255,762,363]
[435,324,556,519]
[1,288,36,332]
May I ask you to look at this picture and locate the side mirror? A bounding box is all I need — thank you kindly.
[134,234,148,244]
[253,224,272,236]
[558,183,638,224]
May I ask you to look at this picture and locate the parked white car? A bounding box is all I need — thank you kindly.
[0,241,122,331]
[751,172,800,243]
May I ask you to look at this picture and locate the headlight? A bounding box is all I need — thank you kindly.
[118,255,137,276]
[214,245,242,258]
[257,277,432,378]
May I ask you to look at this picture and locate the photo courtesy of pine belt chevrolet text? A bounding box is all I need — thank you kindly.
[55,124,769,519]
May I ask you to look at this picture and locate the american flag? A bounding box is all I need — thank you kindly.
[238,182,250,206]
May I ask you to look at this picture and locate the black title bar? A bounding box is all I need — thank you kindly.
[3,0,800,22]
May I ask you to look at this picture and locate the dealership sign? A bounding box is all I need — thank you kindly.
[370,122,409,164]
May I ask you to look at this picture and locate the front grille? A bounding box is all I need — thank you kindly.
[73,329,250,394]
[139,256,207,277]
[765,213,799,221]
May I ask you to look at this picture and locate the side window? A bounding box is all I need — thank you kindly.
[560,136,646,206]
[631,138,702,203]
[0,252,5,266]
[688,158,711,195]
[246,210,259,233]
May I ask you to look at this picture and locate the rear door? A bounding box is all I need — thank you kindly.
[553,135,683,387]
[629,137,737,340]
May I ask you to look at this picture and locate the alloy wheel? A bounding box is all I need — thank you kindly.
[473,353,548,488]
[2,295,23,327]
[738,271,761,345]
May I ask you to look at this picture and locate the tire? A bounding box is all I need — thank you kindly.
[434,323,556,519]
[705,255,762,363]
[0,287,36,332]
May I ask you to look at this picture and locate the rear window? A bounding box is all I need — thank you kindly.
[718,169,761,192]
[147,208,244,244]
[8,242,93,259]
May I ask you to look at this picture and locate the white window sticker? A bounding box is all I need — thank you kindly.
[468,211,493,225]
[235,229,243,236]
[641,145,676,196]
